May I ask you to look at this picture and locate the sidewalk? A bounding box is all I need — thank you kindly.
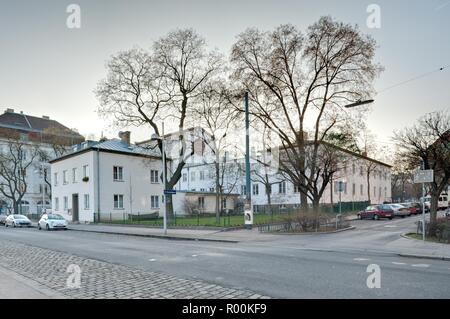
[0,265,67,299]
[68,223,282,243]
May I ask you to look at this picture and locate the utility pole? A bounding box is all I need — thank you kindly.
[421,159,425,242]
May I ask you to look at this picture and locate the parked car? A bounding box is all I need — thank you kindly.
[4,214,32,227]
[386,204,410,218]
[0,214,7,225]
[357,205,394,220]
[399,202,422,215]
[38,213,68,231]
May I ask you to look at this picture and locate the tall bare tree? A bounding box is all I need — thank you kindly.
[96,29,222,219]
[230,17,381,212]
[190,81,240,224]
[0,136,39,214]
[394,111,450,234]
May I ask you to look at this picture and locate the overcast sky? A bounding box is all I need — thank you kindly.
[0,0,449,147]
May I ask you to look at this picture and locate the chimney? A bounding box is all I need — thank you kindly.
[119,131,131,145]
[5,108,14,113]
[42,115,50,120]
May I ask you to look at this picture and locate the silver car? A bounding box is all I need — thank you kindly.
[38,213,68,230]
[5,214,32,227]
[386,204,410,218]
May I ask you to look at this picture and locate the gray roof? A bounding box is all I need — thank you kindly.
[50,139,162,163]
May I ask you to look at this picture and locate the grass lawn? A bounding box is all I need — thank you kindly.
[405,233,449,244]
[99,211,359,228]
[100,213,289,227]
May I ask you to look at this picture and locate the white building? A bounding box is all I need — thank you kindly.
[50,132,167,223]
[0,108,84,215]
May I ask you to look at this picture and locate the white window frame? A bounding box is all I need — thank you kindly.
[113,166,123,181]
[151,195,159,209]
[113,194,124,209]
[63,196,68,210]
[84,194,90,210]
[150,170,159,184]
[72,167,77,183]
[63,170,68,185]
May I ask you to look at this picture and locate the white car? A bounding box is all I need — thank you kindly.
[5,214,32,227]
[386,204,410,218]
[38,213,68,231]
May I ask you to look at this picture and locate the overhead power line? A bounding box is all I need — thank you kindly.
[378,65,449,94]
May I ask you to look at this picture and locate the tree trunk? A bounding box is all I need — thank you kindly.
[367,172,371,204]
[215,160,220,225]
[165,193,174,222]
[13,200,20,215]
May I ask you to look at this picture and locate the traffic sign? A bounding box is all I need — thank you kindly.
[164,189,176,195]
[414,169,434,184]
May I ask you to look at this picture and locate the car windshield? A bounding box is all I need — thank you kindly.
[47,214,65,220]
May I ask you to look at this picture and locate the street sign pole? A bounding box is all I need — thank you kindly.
[244,92,253,229]
[421,160,425,242]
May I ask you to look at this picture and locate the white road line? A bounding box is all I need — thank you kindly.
[411,264,430,268]
[392,262,407,265]
[148,258,156,262]
[353,258,370,261]
[192,254,198,257]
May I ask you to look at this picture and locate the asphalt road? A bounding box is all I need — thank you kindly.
[0,215,449,298]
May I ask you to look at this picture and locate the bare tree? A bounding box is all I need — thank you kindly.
[190,81,240,224]
[394,110,450,235]
[0,136,39,214]
[96,29,222,219]
[230,17,381,213]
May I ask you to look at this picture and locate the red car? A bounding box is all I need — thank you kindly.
[357,205,394,220]
[399,202,422,215]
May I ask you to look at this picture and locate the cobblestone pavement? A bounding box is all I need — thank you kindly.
[0,240,270,299]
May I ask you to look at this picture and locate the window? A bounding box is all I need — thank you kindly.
[191,171,196,182]
[352,183,356,196]
[150,170,159,183]
[83,165,89,178]
[54,197,59,211]
[84,194,89,210]
[199,171,205,181]
[360,166,364,176]
[63,170,68,184]
[241,185,247,195]
[54,173,58,186]
[209,187,215,192]
[373,186,376,197]
[279,181,286,194]
[183,173,187,182]
[198,197,205,209]
[360,184,364,195]
[379,187,382,198]
[343,182,347,195]
[222,198,227,209]
[294,184,301,193]
[151,195,159,209]
[72,168,77,183]
[114,194,124,209]
[252,183,259,195]
[113,166,123,181]
[63,196,68,210]
[200,188,205,192]
[352,163,356,174]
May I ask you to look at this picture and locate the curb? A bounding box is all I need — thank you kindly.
[266,226,355,235]
[67,228,239,243]
[398,253,450,261]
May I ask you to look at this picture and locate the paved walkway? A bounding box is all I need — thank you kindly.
[0,265,66,299]
[0,240,269,299]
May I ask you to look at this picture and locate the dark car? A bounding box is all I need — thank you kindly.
[399,202,422,215]
[357,205,394,220]
[0,214,7,225]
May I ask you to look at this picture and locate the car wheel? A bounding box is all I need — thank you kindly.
[13,222,16,228]
[46,224,50,231]
[38,224,41,230]
[389,217,393,220]
[373,214,380,220]
[357,214,361,220]
[401,215,405,218]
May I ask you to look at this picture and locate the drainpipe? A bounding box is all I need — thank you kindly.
[96,149,100,222]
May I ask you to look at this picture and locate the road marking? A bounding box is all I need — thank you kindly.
[384,225,398,228]
[148,258,156,262]
[392,262,407,265]
[353,258,370,261]
[192,254,198,257]
[411,264,429,268]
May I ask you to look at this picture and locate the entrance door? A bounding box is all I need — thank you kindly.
[72,194,79,222]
